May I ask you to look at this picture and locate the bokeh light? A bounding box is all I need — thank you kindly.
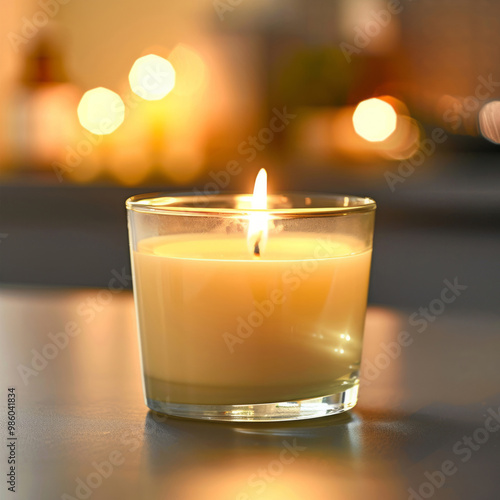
[129,54,176,101]
[379,115,422,160]
[479,101,500,144]
[169,44,208,96]
[353,98,397,142]
[77,87,125,135]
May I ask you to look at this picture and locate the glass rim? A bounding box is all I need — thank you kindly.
[126,192,376,217]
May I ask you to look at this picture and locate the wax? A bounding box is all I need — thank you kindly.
[132,233,371,405]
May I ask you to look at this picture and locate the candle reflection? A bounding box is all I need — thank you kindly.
[141,411,406,500]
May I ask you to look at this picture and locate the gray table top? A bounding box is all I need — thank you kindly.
[0,288,499,500]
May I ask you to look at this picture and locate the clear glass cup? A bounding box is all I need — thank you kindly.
[126,193,376,422]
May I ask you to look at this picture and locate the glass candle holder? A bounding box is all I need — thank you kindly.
[126,193,376,422]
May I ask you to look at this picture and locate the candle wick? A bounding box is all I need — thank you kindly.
[253,232,261,257]
[254,241,260,257]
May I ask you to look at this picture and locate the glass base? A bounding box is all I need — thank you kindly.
[146,385,358,422]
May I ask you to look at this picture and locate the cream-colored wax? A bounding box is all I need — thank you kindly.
[132,233,372,405]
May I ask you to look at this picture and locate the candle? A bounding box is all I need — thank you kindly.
[133,233,371,405]
[127,171,376,421]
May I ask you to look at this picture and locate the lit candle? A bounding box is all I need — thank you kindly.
[127,171,376,421]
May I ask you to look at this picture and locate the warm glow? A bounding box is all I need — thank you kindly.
[154,452,405,500]
[169,44,208,97]
[30,83,81,166]
[160,144,205,184]
[129,54,176,101]
[77,87,125,135]
[353,98,397,142]
[479,101,500,144]
[247,168,268,257]
[379,115,421,160]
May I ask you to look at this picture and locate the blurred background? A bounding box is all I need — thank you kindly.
[0,0,498,311]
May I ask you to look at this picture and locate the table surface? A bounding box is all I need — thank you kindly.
[0,288,499,500]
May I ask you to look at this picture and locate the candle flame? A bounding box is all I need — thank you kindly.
[247,168,268,257]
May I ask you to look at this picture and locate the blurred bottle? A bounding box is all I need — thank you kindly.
[9,31,81,176]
